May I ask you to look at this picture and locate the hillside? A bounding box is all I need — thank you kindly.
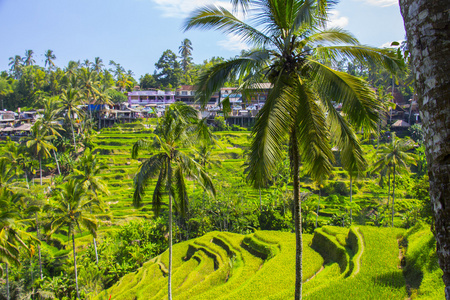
[93,225,443,299]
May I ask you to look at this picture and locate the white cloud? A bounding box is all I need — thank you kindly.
[326,10,349,28]
[358,0,398,7]
[380,39,404,48]
[151,0,231,18]
[217,34,249,52]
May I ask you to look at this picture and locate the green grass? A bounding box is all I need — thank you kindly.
[93,225,436,300]
[402,222,445,299]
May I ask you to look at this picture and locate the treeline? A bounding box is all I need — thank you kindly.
[0,40,233,111]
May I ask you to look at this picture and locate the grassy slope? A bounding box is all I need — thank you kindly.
[93,225,439,300]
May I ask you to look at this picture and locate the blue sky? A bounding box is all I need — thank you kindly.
[0,0,405,79]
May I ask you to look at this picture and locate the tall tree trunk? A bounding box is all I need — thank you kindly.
[5,263,9,300]
[90,205,99,266]
[387,171,391,211]
[259,186,262,211]
[53,149,61,176]
[392,165,396,227]
[39,155,42,186]
[73,233,80,299]
[36,212,43,280]
[71,119,77,152]
[315,189,320,229]
[350,175,353,226]
[399,1,450,297]
[291,129,303,300]
[168,193,173,300]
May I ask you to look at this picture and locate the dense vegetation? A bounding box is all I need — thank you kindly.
[0,1,441,299]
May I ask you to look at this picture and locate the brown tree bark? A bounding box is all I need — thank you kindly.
[399,1,450,298]
[291,128,303,300]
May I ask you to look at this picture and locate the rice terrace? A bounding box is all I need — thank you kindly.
[0,0,449,299]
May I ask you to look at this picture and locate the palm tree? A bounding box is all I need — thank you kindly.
[23,50,35,66]
[0,158,18,193]
[64,61,80,81]
[71,149,109,265]
[79,67,101,120]
[179,38,193,73]
[185,1,400,298]
[47,179,98,299]
[0,188,38,300]
[60,88,83,152]
[83,59,91,69]
[94,84,113,129]
[92,57,104,73]
[373,132,416,226]
[38,97,64,175]
[24,121,57,186]
[8,55,23,79]
[44,50,56,71]
[116,73,133,92]
[132,102,214,300]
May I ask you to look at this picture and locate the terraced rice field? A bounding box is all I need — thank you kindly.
[93,226,409,299]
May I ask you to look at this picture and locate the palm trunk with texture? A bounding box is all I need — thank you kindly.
[291,129,303,300]
[399,1,450,297]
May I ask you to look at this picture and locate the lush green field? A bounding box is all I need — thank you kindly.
[92,224,443,299]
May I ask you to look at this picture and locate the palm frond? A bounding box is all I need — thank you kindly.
[133,153,166,208]
[173,165,189,218]
[300,28,359,48]
[308,60,380,133]
[184,5,270,47]
[288,80,334,181]
[315,45,403,74]
[195,51,270,107]
[245,77,292,188]
[131,139,152,159]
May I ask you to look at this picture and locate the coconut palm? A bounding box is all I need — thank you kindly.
[92,57,104,73]
[0,189,38,300]
[44,50,56,71]
[116,73,133,92]
[132,102,215,300]
[47,179,98,299]
[60,88,83,152]
[23,50,35,66]
[70,149,109,265]
[372,132,416,226]
[24,121,57,186]
[38,97,64,175]
[185,1,400,298]
[8,55,23,79]
[79,67,101,120]
[179,38,193,73]
[0,158,18,193]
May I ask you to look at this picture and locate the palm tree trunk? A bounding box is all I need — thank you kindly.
[400,1,450,295]
[350,176,353,226]
[5,263,10,300]
[39,155,43,186]
[291,130,303,300]
[168,193,173,300]
[259,186,262,211]
[90,205,99,266]
[36,212,43,280]
[70,119,77,152]
[53,149,61,176]
[73,233,80,299]
[387,171,391,210]
[392,165,396,227]
[315,189,320,229]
